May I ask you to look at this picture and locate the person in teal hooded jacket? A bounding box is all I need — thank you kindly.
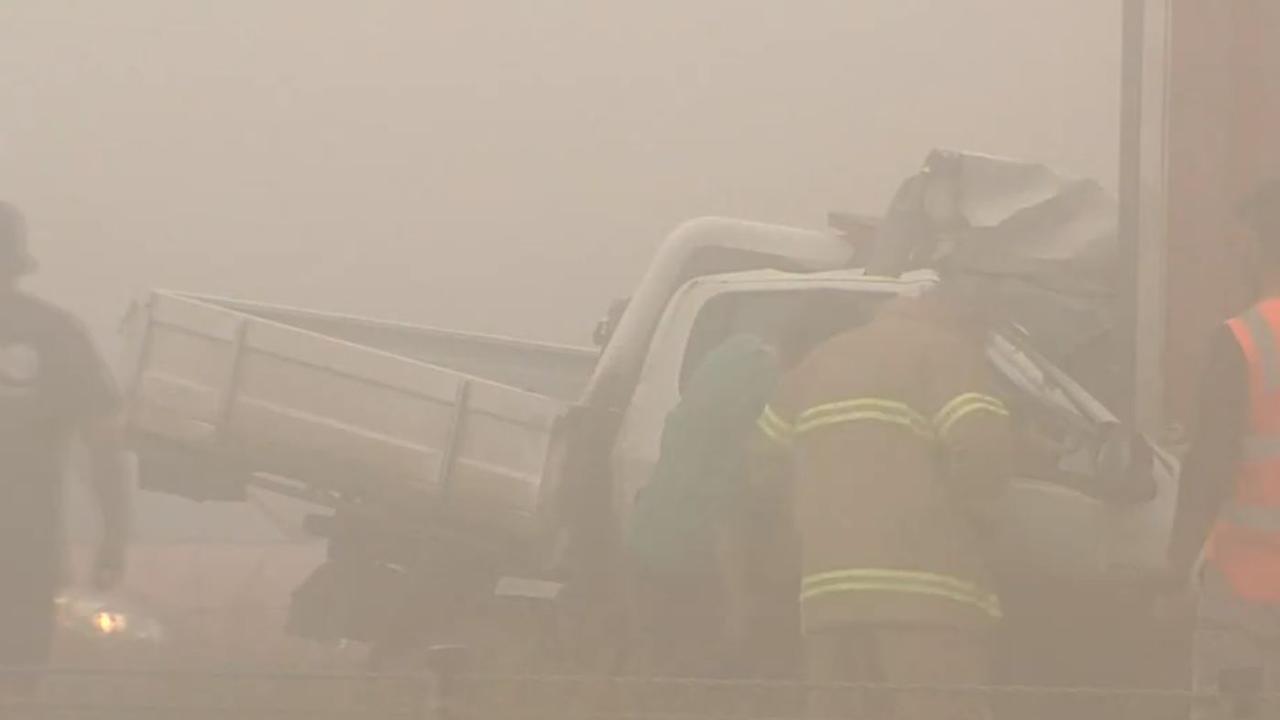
[624,296,872,683]
[626,333,782,678]
[628,335,781,571]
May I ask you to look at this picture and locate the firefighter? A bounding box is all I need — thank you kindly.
[1166,179,1280,718]
[758,275,1012,720]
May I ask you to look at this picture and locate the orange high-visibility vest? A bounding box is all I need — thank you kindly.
[1214,298,1280,602]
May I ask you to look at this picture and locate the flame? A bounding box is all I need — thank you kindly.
[92,611,128,635]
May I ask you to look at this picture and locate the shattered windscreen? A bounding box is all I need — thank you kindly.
[868,149,1121,404]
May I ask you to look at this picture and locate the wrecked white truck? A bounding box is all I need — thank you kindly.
[119,151,1179,683]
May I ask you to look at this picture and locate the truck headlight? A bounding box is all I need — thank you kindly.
[55,594,163,643]
[91,611,129,636]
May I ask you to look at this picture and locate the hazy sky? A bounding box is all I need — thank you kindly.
[0,1,1119,350]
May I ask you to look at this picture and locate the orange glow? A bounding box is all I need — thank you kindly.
[92,611,128,635]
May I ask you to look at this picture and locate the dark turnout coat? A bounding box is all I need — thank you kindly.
[758,292,1014,632]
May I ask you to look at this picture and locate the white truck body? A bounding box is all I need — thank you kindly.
[122,292,578,539]
[180,295,597,402]
[119,215,1176,669]
[122,269,1175,584]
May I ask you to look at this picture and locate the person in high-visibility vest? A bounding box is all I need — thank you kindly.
[757,276,1012,720]
[1167,179,1280,717]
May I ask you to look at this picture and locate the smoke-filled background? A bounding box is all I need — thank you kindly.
[0,1,1118,348]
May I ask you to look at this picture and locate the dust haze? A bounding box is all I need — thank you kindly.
[0,1,1118,348]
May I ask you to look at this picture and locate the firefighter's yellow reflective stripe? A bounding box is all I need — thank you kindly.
[757,405,794,445]
[798,410,934,439]
[774,394,1008,443]
[802,568,989,595]
[761,405,793,434]
[756,415,790,445]
[933,393,1009,440]
[801,568,1001,618]
[800,581,1003,618]
[795,399,933,439]
[934,393,1008,429]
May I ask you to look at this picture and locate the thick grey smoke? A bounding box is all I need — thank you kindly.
[0,0,1118,348]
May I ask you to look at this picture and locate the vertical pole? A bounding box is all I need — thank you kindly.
[1119,0,1154,432]
[1136,0,1174,436]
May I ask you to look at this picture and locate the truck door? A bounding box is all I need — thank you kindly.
[985,327,1178,587]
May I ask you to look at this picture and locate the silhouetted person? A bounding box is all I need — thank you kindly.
[0,201,129,674]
